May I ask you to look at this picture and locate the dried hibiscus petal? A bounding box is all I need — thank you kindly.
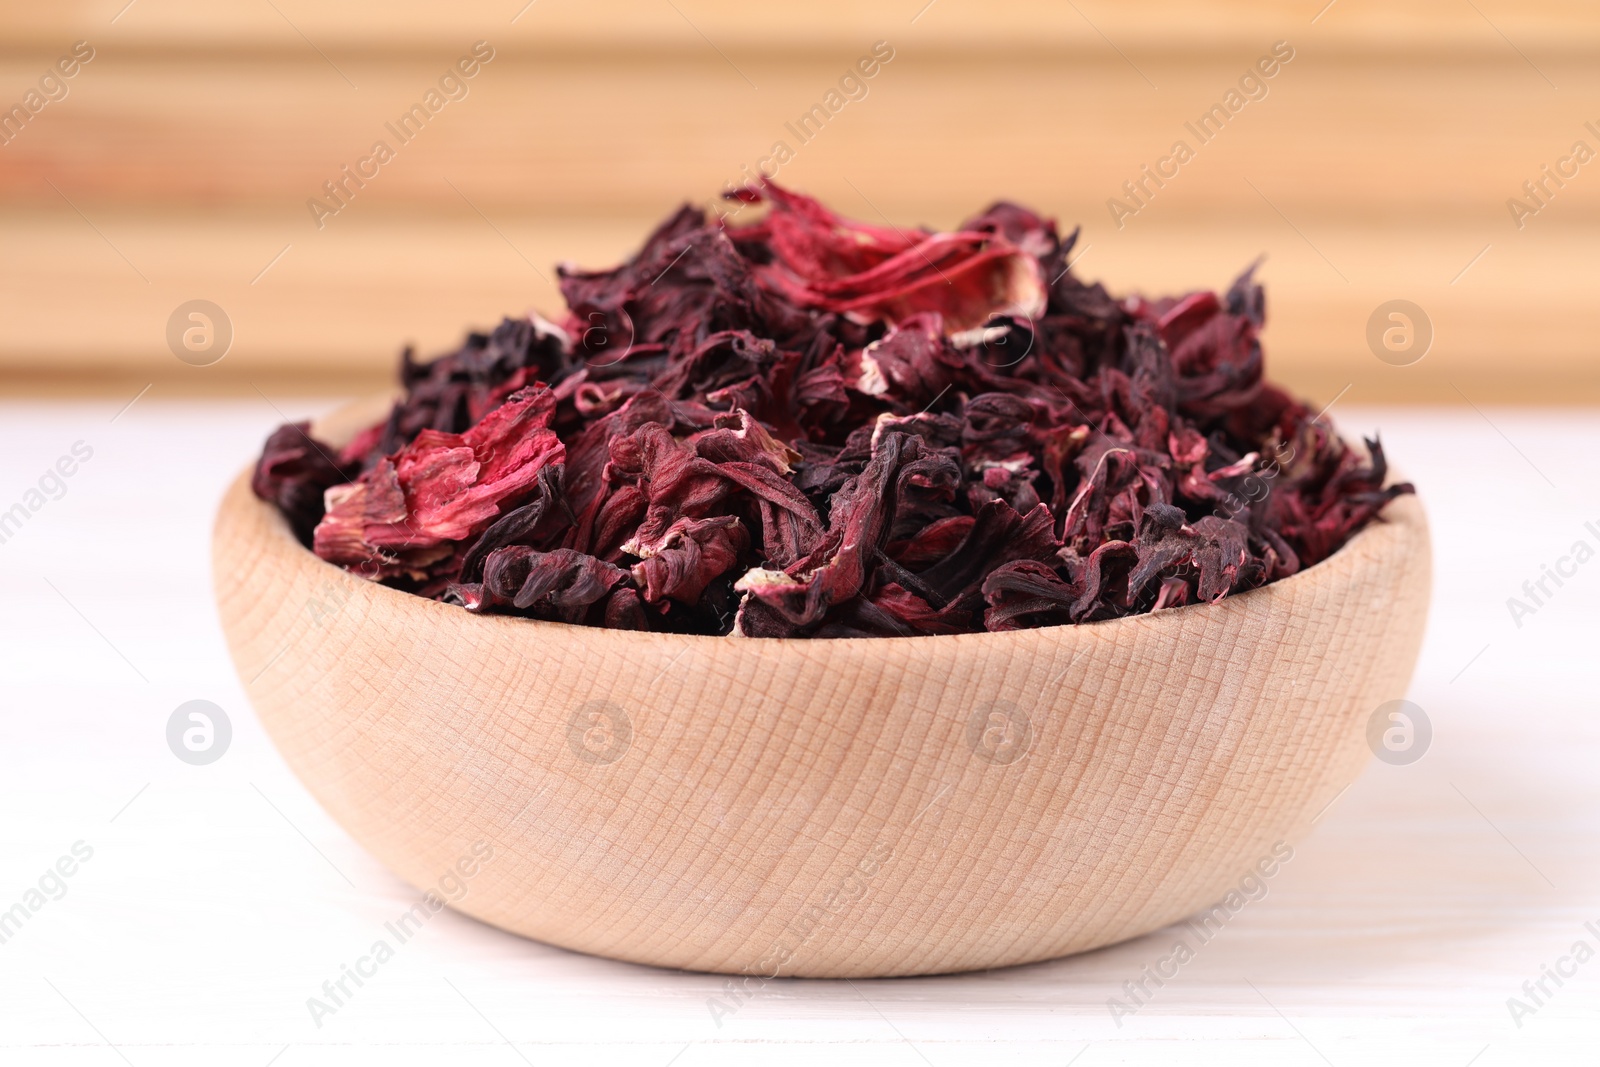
[458,546,627,624]
[251,422,356,544]
[252,180,1413,637]
[734,183,1047,334]
[313,386,564,578]
[630,515,749,607]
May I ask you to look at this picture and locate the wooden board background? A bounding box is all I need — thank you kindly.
[2,0,1598,402]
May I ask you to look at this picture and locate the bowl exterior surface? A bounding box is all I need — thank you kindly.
[215,406,1430,977]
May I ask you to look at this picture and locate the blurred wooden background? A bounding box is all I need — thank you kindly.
[2,0,1598,403]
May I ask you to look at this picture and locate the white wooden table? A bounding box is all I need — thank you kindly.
[1,397,1595,1065]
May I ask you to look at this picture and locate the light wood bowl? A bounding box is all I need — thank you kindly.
[214,395,1431,978]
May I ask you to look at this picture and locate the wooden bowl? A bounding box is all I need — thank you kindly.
[214,396,1431,978]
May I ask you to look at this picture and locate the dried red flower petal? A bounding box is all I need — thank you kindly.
[252,181,1413,637]
[460,546,628,624]
[312,387,564,579]
[252,421,356,543]
[733,184,1047,334]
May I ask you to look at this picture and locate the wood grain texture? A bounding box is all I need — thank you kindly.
[2,0,1598,399]
[5,0,1596,52]
[8,48,1599,218]
[211,395,1432,977]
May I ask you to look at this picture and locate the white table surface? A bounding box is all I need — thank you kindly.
[1,395,1596,1066]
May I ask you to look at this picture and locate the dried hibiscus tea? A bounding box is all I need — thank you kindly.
[252,181,1413,638]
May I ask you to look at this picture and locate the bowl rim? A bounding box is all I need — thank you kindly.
[235,393,1425,648]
